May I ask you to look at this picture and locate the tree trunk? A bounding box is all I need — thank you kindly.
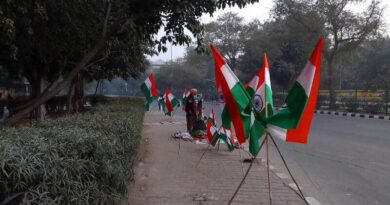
[327,59,335,110]
[76,74,85,111]
[5,2,112,125]
[67,78,76,113]
[72,74,84,113]
[31,72,45,120]
[6,40,105,125]
[94,80,101,96]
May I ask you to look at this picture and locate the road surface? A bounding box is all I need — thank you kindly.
[182,102,390,205]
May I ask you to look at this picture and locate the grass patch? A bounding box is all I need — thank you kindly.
[0,98,145,204]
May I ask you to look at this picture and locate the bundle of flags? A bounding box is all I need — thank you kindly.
[206,121,234,152]
[163,88,180,116]
[209,37,323,156]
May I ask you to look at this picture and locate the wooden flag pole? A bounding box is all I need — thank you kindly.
[269,134,309,205]
[196,127,223,168]
[264,90,273,205]
[195,144,211,168]
[238,146,246,183]
[177,136,181,159]
[266,133,272,205]
[227,137,266,205]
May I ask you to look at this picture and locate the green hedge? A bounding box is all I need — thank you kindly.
[0,98,145,205]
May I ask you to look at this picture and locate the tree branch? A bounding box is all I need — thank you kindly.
[5,1,112,125]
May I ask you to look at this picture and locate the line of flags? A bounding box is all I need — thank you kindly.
[140,73,181,115]
[140,37,323,156]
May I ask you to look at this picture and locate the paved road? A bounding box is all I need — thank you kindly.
[270,114,390,205]
[193,101,390,205]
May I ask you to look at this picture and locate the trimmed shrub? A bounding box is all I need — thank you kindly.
[0,98,145,205]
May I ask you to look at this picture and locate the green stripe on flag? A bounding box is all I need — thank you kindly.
[264,84,274,116]
[246,87,256,99]
[267,82,308,129]
[140,83,153,103]
[249,118,265,156]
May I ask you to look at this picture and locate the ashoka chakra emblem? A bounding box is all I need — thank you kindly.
[253,94,264,112]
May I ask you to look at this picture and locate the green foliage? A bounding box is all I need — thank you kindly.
[0,98,145,204]
[351,39,390,89]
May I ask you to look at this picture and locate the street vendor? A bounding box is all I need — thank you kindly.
[185,88,206,136]
[185,89,197,133]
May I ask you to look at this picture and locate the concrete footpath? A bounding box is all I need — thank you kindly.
[123,112,306,205]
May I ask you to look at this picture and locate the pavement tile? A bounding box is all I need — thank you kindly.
[123,112,305,205]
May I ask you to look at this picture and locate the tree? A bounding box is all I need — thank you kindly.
[239,14,322,88]
[353,38,390,89]
[1,0,260,125]
[203,12,249,70]
[274,0,383,108]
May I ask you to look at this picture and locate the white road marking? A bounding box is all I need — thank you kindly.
[305,197,322,205]
[276,172,289,179]
[288,183,302,191]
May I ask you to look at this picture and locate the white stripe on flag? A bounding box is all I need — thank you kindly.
[145,78,152,89]
[248,75,259,90]
[296,62,316,96]
[210,126,218,135]
[168,93,175,101]
[265,67,271,89]
[267,124,287,141]
[255,83,266,110]
[221,64,239,90]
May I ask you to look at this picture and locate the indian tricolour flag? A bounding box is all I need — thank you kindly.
[140,73,157,110]
[267,37,323,144]
[207,109,216,125]
[245,52,272,155]
[246,52,274,117]
[182,88,191,111]
[219,127,234,152]
[206,121,219,146]
[163,88,180,116]
[182,89,191,105]
[210,44,252,144]
[248,110,265,155]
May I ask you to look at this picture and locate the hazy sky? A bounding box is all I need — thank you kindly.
[149,0,390,62]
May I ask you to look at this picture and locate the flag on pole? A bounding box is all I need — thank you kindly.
[206,121,219,146]
[245,52,272,155]
[267,37,323,144]
[210,44,252,144]
[246,52,274,117]
[140,73,158,110]
[205,109,216,125]
[158,96,166,113]
[248,110,266,155]
[163,88,180,116]
[219,127,234,151]
[182,89,191,105]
